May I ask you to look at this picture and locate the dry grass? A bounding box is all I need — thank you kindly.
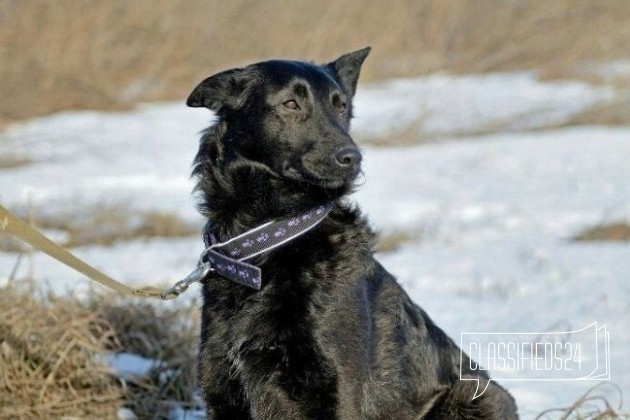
[88,294,202,418]
[0,202,199,252]
[536,383,628,419]
[361,116,432,147]
[0,277,201,419]
[0,282,123,418]
[376,230,420,253]
[574,222,630,242]
[1,0,629,122]
[41,205,199,248]
[568,94,630,127]
[0,155,33,169]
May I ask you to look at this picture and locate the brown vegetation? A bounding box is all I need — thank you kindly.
[568,95,630,127]
[1,0,629,122]
[0,154,33,170]
[0,282,122,418]
[574,222,630,242]
[0,279,200,419]
[535,383,627,419]
[0,202,199,252]
[376,230,419,253]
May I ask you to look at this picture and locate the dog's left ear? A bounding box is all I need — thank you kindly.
[187,66,256,113]
[327,47,371,98]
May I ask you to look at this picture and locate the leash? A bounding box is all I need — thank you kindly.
[0,203,166,299]
[1,202,333,299]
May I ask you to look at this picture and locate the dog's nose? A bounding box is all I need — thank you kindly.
[334,146,362,168]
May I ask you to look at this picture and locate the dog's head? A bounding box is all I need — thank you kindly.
[187,48,370,197]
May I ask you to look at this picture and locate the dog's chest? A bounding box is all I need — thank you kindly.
[204,277,317,348]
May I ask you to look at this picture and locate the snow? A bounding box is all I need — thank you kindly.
[117,407,138,420]
[167,405,206,420]
[101,352,206,420]
[576,60,630,83]
[352,72,615,140]
[100,352,157,381]
[1,71,629,418]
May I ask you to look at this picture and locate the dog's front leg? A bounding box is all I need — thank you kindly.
[233,347,338,420]
[199,343,251,419]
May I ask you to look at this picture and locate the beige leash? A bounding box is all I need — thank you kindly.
[0,203,175,299]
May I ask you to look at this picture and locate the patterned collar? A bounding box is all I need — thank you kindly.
[200,203,334,289]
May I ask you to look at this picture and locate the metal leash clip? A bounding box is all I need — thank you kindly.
[161,251,213,299]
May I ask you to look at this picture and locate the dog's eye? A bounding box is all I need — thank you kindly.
[332,93,347,115]
[282,100,300,110]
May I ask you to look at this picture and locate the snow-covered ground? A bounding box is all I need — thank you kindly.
[352,71,615,140]
[1,72,628,418]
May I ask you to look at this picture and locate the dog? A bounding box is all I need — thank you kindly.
[187,47,518,419]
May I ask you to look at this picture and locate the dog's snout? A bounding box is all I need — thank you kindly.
[334,147,362,169]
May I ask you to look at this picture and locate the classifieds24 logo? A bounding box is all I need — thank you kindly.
[460,322,610,399]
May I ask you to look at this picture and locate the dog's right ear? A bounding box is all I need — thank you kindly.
[327,47,371,98]
[187,67,256,112]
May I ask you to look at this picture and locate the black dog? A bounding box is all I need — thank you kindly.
[187,48,518,419]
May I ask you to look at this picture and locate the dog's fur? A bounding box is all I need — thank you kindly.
[187,48,518,419]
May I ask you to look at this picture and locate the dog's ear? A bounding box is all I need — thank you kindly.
[327,47,371,98]
[187,66,256,112]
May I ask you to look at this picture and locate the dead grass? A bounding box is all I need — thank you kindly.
[362,116,433,147]
[0,202,199,252]
[536,383,628,419]
[0,277,201,419]
[0,281,123,418]
[87,294,202,418]
[376,230,420,253]
[574,222,630,242]
[1,0,629,122]
[42,205,199,248]
[567,94,630,127]
[0,155,33,170]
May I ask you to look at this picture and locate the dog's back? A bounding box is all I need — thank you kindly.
[188,48,518,419]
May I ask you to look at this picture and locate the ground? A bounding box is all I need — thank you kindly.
[1,71,628,419]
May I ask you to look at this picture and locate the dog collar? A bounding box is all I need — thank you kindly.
[161,203,334,298]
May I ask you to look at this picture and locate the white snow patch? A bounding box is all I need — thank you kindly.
[100,352,157,381]
[353,72,614,140]
[117,407,138,420]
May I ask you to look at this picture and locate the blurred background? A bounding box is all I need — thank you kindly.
[1,0,629,123]
[1,1,629,419]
